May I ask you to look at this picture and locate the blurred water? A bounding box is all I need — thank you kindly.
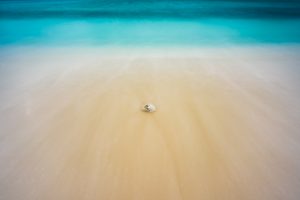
[0,0,300,46]
[1,0,300,18]
[1,18,300,47]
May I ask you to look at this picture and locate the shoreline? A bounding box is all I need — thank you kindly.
[1,44,300,59]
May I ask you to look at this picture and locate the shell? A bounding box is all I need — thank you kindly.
[143,104,156,112]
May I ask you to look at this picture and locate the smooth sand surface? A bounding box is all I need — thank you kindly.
[0,46,300,200]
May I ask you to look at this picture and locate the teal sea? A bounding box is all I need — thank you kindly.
[1,0,300,47]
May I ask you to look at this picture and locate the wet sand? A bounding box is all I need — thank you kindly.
[0,46,300,200]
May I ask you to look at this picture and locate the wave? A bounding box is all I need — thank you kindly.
[1,0,300,19]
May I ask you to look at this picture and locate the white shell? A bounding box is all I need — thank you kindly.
[143,104,156,112]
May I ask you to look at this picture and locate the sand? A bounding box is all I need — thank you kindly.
[0,46,300,200]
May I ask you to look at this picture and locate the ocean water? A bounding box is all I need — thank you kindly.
[0,0,300,47]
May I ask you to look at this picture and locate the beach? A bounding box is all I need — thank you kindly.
[0,46,300,200]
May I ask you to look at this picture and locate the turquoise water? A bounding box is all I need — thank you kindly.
[1,18,300,47]
[1,0,300,47]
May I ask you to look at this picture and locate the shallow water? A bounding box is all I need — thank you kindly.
[1,18,300,46]
[1,0,300,47]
